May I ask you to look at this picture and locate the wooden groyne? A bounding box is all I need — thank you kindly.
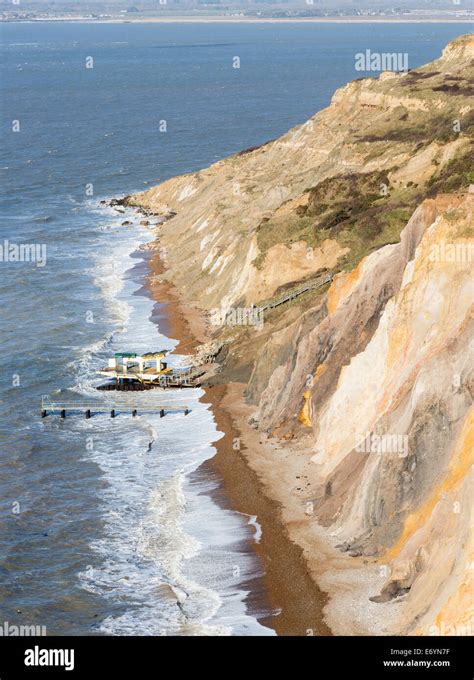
[41,398,190,419]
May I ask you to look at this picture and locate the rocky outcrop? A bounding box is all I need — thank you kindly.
[132,35,474,636]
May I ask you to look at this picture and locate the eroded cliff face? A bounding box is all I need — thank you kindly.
[131,35,474,635]
[308,194,472,634]
[130,35,472,309]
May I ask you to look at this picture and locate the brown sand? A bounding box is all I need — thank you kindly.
[201,385,331,636]
[146,246,331,636]
[147,247,208,354]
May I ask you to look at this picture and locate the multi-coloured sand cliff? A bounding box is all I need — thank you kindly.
[130,35,473,635]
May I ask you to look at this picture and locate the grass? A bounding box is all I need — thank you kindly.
[356,112,464,145]
[253,139,473,283]
[426,145,474,196]
[254,170,392,267]
[255,169,410,271]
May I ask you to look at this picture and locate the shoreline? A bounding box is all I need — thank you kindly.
[142,228,402,636]
[200,385,331,636]
[145,242,331,636]
[134,242,275,634]
[4,18,473,25]
[147,247,207,355]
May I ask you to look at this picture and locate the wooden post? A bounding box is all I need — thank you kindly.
[41,410,47,418]
[60,410,66,419]
[86,410,91,419]
[160,409,165,418]
[111,409,115,418]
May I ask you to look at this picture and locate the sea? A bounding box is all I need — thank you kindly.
[0,20,470,636]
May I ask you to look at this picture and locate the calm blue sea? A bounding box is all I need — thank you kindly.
[0,21,471,636]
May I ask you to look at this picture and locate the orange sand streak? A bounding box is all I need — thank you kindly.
[385,409,473,561]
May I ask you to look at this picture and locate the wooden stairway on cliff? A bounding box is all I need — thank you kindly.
[260,272,333,312]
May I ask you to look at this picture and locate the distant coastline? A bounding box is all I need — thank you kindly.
[3,17,474,25]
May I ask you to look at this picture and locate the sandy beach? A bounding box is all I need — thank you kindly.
[204,383,400,636]
[147,246,208,355]
[145,237,406,636]
[146,243,334,636]
[201,384,332,636]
